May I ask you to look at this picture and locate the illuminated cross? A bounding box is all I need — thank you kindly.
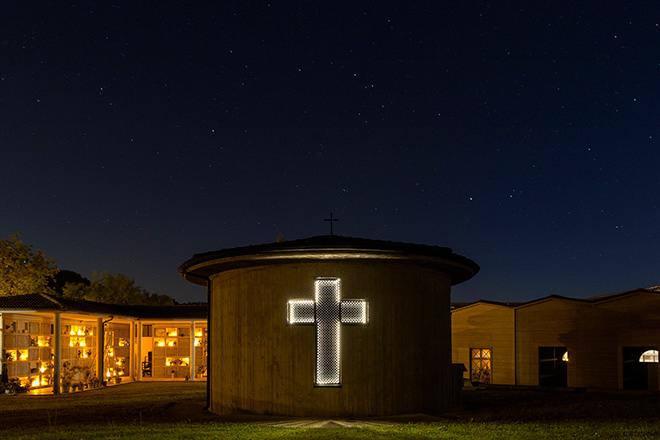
[287,277,368,386]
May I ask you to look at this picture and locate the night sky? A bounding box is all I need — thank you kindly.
[2,2,659,304]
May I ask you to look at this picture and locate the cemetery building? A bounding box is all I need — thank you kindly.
[179,234,480,417]
[452,285,660,391]
[0,294,207,393]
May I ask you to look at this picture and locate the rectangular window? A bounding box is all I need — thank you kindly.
[142,325,153,337]
[539,346,568,387]
[470,348,492,384]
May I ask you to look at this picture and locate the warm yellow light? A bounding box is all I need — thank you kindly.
[19,350,28,361]
[194,338,201,346]
[167,340,176,347]
[107,348,114,357]
[155,338,165,347]
[562,351,569,362]
[40,366,46,373]
[32,378,40,387]
[37,336,50,347]
[166,328,178,337]
[79,341,86,347]
[106,371,111,377]
[195,330,203,337]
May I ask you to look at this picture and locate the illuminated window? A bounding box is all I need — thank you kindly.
[118,338,129,347]
[154,338,166,347]
[166,357,190,367]
[69,337,87,347]
[288,277,369,386]
[470,348,491,384]
[37,336,51,347]
[166,328,178,337]
[640,350,659,363]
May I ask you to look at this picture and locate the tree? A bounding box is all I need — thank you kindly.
[49,269,90,295]
[0,233,59,296]
[62,271,176,306]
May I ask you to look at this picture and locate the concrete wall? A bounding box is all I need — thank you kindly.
[208,260,453,417]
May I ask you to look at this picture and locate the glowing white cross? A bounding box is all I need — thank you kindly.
[287,277,368,386]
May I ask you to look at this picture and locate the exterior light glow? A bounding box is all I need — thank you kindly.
[640,350,659,363]
[288,277,369,386]
[562,351,569,362]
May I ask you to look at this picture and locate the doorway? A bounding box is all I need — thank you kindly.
[623,346,658,390]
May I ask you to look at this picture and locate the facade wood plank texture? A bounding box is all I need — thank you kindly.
[180,235,479,417]
[451,289,660,391]
[451,302,515,385]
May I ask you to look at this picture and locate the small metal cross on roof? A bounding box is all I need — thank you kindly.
[324,213,339,235]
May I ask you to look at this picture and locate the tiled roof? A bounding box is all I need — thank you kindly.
[0,293,61,310]
[0,293,208,320]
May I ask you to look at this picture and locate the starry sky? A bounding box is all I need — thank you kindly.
[2,2,659,304]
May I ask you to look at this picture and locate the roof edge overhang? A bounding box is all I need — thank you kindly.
[179,236,479,287]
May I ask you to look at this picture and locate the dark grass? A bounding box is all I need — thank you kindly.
[3,382,660,438]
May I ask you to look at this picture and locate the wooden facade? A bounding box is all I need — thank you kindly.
[451,287,660,391]
[180,235,479,417]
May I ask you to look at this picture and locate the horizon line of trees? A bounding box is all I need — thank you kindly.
[1,233,180,306]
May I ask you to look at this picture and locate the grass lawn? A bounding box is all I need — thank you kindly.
[2,382,660,439]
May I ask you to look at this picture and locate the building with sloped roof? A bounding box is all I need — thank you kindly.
[452,286,660,391]
[0,293,208,393]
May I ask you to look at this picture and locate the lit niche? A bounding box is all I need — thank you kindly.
[288,277,369,386]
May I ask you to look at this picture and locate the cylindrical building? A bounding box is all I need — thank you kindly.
[179,235,478,417]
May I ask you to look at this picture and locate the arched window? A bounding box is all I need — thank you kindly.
[639,350,658,363]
